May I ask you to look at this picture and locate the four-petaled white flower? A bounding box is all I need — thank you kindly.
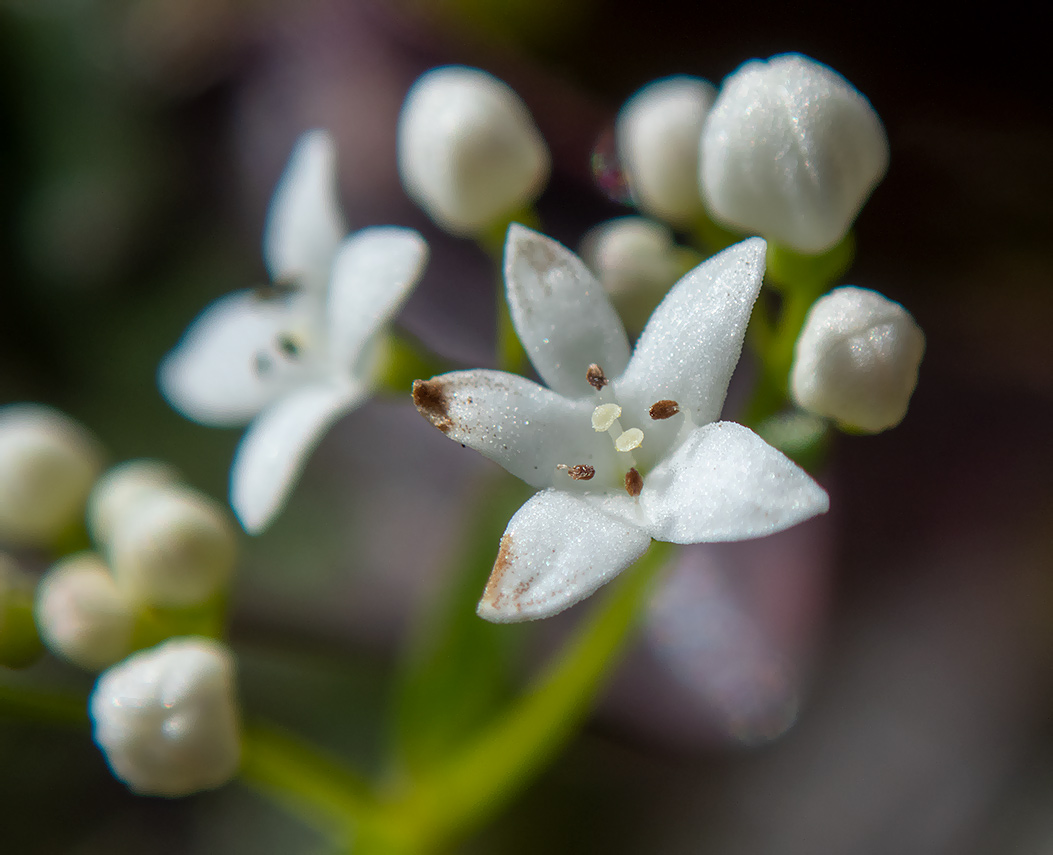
[413,225,829,623]
[160,130,428,533]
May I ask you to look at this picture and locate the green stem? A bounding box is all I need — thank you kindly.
[0,681,88,727]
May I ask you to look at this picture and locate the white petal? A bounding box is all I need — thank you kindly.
[699,54,889,254]
[326,227,429,374]
[412,370,615,490]
[476,489,652,623]
[640,421,828,544]
[615,238,766,426]
[230,382,365,533]
[159,290,310,426]
[505,225,630,398]
[263,129,347,290]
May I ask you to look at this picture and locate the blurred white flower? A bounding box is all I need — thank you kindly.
[108,487,237,609]
[414,226,828,622]
[0,404,103,547]
[791,286,925,432]
[398,66,550,236]
[87,459,180,546]
[160,130,429,533]
[35,553,134,670]
[700,53,889,254]
[616,75,716,225]
[90,637,241,797]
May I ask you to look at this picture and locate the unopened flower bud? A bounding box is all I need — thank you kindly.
[398,65,550,235]
[0,404,104,546]
[88,459,180,546]
[1,552,42,668]
[616,76,716,225]
[700,54,889,254]
[108,488,237,608]
[35,553,134,670]
[90,637,241,796]
[791,287,925,433]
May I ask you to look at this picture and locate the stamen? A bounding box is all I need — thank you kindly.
[586,363,608,390]
[649,400,680,420]
[277,334,301,359]
[556,463,595,481]
[614,428,644,453]
[592,403,622,432]
[624,468,643,497]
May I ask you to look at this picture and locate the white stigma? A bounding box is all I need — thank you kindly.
[614,428,644,453]
[591,403,622,432]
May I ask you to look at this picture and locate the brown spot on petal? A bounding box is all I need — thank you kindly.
[482,534,516,610]
[586,363,608,390]
[649,399,680,420]
[412,379,452,433]
[624,467,643,497]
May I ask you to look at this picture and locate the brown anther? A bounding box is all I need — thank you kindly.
[277,335,301,359]
[586,363,608,390]
[624,467,643,497]
[412,379,452,433]
[649,399,680,420]
[557,463,595,481]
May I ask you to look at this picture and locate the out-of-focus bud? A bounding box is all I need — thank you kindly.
[87,459,180,546]
[398,66,550,236]
[90,637,241,796]
[35,553,134,670]
[700,54,889,254]
[791,286,925,433]
[0,404,104,547]
[616,76,716,226]
[579,217,697,329]
[108,488,237,609]
[1,552,43,668]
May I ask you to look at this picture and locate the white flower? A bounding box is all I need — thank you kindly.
[159,130,429,533]
[413,226,828,622]
[398,66,550,235]
[35,553,134,670]
[90,637,241,797]
[791,286,925,432]
[699,53,889,254]
[87,459,180,546]
[616,75,716,225]
[0,404,103,546]
[107,487,237,609]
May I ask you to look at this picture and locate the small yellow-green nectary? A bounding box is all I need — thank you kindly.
[791,286,925,433]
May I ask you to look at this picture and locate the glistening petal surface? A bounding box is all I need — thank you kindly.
[263,129,347,290]
[477,489,652,623]
[412,370,612,490]
[230,381,366,533]
[505,225,630,398]
[326,227,429,374]
[615,238,766,425]
[640,421,829,543]
[159,291,305,426]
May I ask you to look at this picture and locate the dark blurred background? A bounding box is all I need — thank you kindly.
[1,1,1051,852]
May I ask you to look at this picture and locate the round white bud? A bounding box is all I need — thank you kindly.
[87,459,180,546]
[616,76,716,225]
[108,488,237,609]
[580,217,691,299]
[0,404,104,546]
[90,637,241,796]
[791,287,925,433]
[35,553,134,670]
[398,65,550,235]
[700,54,889,254]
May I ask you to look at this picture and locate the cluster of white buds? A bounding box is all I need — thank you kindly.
[0,404,104,547]
[791,287,925,432]
[397,65,550,236]
[90,637,241,796]
[33,459,238,670]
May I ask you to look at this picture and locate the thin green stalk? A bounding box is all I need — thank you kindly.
[0,681,88,727]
